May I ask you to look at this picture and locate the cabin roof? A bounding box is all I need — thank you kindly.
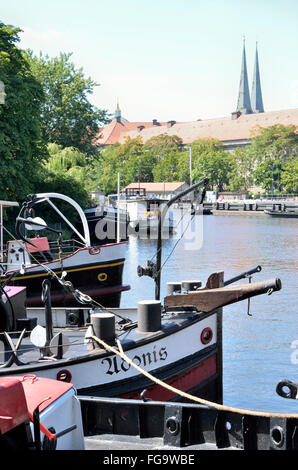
[123,182,187,192]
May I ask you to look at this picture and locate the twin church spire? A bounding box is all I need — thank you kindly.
[236,38,264,114]
[114,41,263,122]
[251,42,264,113]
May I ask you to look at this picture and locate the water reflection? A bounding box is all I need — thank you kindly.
[121,213,298,413]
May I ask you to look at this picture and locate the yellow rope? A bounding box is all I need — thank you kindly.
[87,335,298,419]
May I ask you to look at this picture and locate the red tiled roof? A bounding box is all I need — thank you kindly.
[118,108,298,145]
[95,120,167,146]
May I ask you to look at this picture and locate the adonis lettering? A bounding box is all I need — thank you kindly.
[101,345,168,375]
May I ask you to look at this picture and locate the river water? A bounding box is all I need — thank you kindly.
[120,211,298,414]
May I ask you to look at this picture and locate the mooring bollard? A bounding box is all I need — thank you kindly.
[90,312,116,346]
[181,280,202,292]
[138,300,162,333]
[166,281,182,296]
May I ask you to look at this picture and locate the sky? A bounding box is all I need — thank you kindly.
[1,0,298,122]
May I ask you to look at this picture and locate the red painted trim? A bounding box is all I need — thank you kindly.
[5,241,126,274]
[28,409,57,441]
[20,375,73,414]
[26,237,50,253]
[57,369,72,383]
[26,284,130,306]
[120,354,217,401]
[97,241,127,247]
[200,327,213,345]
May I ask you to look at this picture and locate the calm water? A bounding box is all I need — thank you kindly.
[120,212,298,414]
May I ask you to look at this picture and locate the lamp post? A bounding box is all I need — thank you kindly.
[189,145,192,186]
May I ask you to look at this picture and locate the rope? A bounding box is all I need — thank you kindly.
[160,210,195,272]
[146,206,194,267]
[87,333,298,419]
[1,231,133,325]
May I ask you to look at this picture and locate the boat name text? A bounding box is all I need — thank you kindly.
[101,345,168,375]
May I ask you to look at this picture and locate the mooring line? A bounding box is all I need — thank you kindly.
[87,334,298,419]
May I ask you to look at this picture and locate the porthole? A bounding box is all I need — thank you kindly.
[200,327,213,345]
[57,369,72,383]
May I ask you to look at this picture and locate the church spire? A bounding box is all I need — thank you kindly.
[236,37,252,114]
[251,42,264,113]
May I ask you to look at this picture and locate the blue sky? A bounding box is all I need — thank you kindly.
[2,0,298,122]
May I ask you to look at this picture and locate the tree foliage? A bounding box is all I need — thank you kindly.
[0,22,46,201]
[142,135,183,182]
[183,139,232,191]
[143,134,183,156]
[250,125,298,192]
[153,153,181,182]
[95,137,147,194]
[25,51,110,157]
[280,158,298,193]
[43,143,93,204]
[228,147,255,191]
[46,143,86,172]
[90,127,297,195]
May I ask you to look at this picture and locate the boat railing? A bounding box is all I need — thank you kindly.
[0,305,138,369]
[0,239,85,274]
[0,328,89,369]
[49,238,85,255]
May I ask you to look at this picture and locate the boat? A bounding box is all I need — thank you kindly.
[80,382,298,451]
[0,179,283,403]
[264,209,298,218]
[0,193,130,308]
[0,375,85,450]
[194,204,213,215]
[83,203,129,245]
[1,370,297,451]
[114,187,174,238]
[0,265,281,400]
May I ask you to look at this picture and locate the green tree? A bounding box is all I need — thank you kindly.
[153,153,180,182]
[125,151,157,184]
[179,139,231,190]
[46,143,86,183]
[0,22,46,201]
[143,134,183,156]
[280,158,298,193]
[142,134,183,183]
[96,137,147,193]
[250,125,298,192]
[25,51,110,157]
[228,147,255,191]
[45,142,104,195]
[97,144,123,194]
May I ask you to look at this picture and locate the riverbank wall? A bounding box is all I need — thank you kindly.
[203,200,298,215]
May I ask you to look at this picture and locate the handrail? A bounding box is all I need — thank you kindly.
[33,193,91,246]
